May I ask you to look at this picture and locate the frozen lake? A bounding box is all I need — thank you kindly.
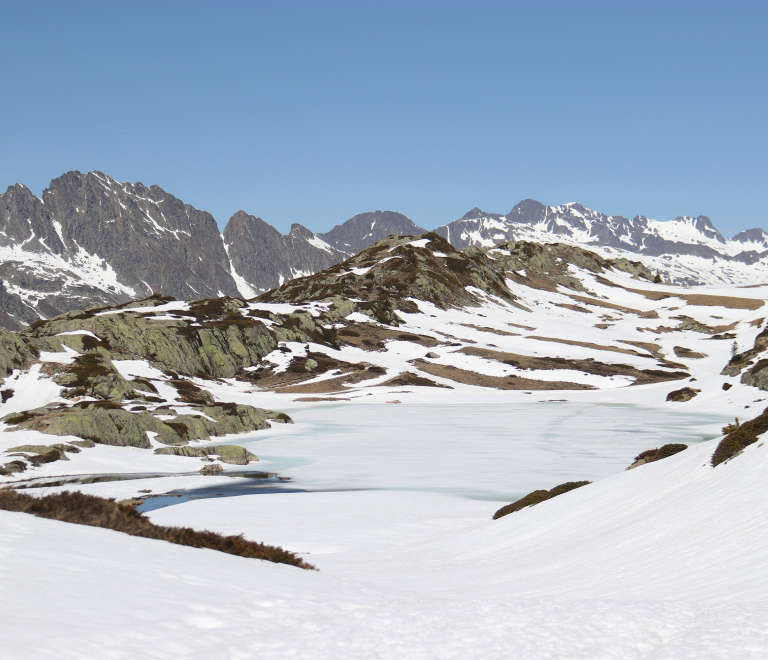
[233,401,730,502]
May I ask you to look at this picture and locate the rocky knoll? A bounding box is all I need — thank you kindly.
[721,323,768,390]
[484,240,656,292]
[258,232,522,325]
[0,294,318,475]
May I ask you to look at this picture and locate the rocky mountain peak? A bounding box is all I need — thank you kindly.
[317,210,426,253]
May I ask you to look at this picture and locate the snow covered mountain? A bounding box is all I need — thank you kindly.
[0,172,347,329]
[435,200,768,285]
[316,210,426,253]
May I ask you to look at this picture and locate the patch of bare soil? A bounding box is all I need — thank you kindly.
[379,371,452,388]
[412,359,594,391]
[457,346,690,386]
[433,330,476,344]
[273,369,382,394]
[624,287,764,310]
[245,352,380,390]
[507,321,536,331]
[554,303,593,314]
[618,340,663,359]
[337,323,442,351]
[674,346,708,359]
[566,294,645,316]
[750,318,765,327]
[458,323,520,337]
[505,270,559,292]
[526,335,648,358]
[593,323,613,329]
[637,325,680,334]
[293,397,351,402]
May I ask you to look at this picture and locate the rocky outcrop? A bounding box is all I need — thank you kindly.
[22,295,278,379]
[711,406,768,467]
[154,444,259,465]
[666,387,700,402]
[0,328,38,380]
[2,401,290,449]
[721,323,768,390]
[258,233,522,325]
[484,240,655,293]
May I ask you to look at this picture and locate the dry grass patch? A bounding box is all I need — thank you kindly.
[413,359,594,391]
[0,489,315,569]
[527,335,648,358]
[711,407,768,467]
[493,481,591,519]
[458,323,520,337]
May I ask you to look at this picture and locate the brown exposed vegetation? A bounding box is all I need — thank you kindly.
[413,359,594,391]
[623,287,764,310]
[493,481,591,519]
[627,444,688,469]
[379,371,451,388]
[666,387,700,402]
[0,489,314,569]
[457,346,690,386]
[673,346,707,359]
[711,407,768,467]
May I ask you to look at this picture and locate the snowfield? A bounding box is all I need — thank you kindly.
[3,260,768,658]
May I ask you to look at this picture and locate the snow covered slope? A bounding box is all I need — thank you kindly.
[3,233,768,658]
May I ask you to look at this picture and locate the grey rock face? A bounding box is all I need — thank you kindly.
[317,210,426,253]
[223,211,345,294]
[0,172,241,321]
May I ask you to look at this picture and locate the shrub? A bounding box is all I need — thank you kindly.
[0,489,315,570]
[493,481,591,520]
[711,407,768,467]
[631,443,688,466]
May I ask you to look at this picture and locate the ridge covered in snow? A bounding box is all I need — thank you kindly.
[435,200,768,286]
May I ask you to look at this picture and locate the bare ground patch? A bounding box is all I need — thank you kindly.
[623,287,764,310]
[412,359,594,391]
[526,335,649,358]
[457,346,689,386]
[337,324,443,351]
[457,323,520,337]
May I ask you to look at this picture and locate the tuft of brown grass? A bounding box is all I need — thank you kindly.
[0,489,315,570]
[632,443,688,465]
[711,406,768,467]
[493,481,591,520]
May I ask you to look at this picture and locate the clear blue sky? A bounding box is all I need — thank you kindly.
[1,0,766,237]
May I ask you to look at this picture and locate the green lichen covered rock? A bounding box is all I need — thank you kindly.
[154,444,259,464]
[2,401,291,449]
[0,329,38,381]
[23,296,278,379]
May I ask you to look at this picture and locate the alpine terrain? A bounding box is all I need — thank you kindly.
[3,171,768,331]
[2,180,768,658]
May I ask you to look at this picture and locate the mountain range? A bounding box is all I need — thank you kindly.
[1,170,766,329]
